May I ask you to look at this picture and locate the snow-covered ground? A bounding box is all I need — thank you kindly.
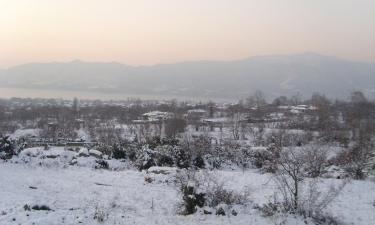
[0,163,270,225]
[9,129,41,140]
[0,150,375,225]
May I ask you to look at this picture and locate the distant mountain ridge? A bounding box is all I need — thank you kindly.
[1,53,375,100]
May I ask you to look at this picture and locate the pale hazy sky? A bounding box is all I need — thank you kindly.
[1,0,374,67]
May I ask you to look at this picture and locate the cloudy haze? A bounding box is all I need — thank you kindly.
[1,0,375,67]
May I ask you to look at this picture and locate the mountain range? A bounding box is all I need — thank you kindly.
[1,53,374,101]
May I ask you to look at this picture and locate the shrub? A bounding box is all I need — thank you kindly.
[175,170,251,216]
[205,146,232,169]
[235,147,252,170]
[193,155,205,169]
[205,183,250,208]
[191,135,212,157]
[259,200,282,217]
[154,145,175,167]
[206,156,223,169]
[161,137,179,146]
[302,145,328,178]
[93,205,108,223]
[23,204,31,211]
[126,144,138,161]
[180,184,205,215]
[95,160,109,169]
[0,136,16,159]
[136,146,156,170]
[147,136,162,150]
[311,214,345,225]
[215,205,226,216]
[112,144,126,159]
[31,205,51,211]
[174,146,191,169]
[157,154,174,167]
[333,144,370,180]
[175,170,205,215]
[250,148,272,169]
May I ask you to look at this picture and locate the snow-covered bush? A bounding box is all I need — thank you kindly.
[95,143,112,157]
[235,146,253,170]
[0,136,16,159]
[332,142,372,180]
[135,146,156,170]
[124,142,139,161]
[173,146,191,169]
[111,144,126,159]
[249,147,272,169]
[175,170,251,216]
[205,142,242,169]
[190,135,212,158]
[192,155,205,169]
[156,154,174,167]
[136,144,185,169]
[95,160,109,169]
[154,145,175,167]
[258,196,283,217]
[175,170,205,215]
[262,143,281,173]
[180,183,206,215]
[205,183,251,208]
[301,145,328,178]
[93,204,109,223]
[147,136,179,150]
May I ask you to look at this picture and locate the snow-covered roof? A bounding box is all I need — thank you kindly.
[202,118,228,123]
[142,111,174,120]
[278,106,290,109]
[187,109,207,113]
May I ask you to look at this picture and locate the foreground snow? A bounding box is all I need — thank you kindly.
[0,163,268,225]
[0,162,374,225]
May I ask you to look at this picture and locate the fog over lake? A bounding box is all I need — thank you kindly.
[0,87,234,102]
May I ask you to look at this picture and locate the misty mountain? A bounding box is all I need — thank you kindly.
[1,53,375,101]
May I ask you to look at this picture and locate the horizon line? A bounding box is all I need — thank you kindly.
[2,52,374,70]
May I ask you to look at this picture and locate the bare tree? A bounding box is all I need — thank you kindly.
[248,123,265,146]
[246,90,267,108]
[310,92,332,131]
[275,147,305,211]
[290,92,302,106]
[274,146,346,217]
[164,117,187,138]
[230,113,241,140]
[350,91,367,104]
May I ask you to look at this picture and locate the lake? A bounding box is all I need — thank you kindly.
[0,87,234,103]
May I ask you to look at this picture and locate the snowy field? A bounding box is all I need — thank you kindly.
[0,149,375,225]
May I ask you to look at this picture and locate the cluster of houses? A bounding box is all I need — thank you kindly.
[21,135,97,150]
[16,103,318,148]
[131,109,229,136]
[22,118,95,149]
[278,104,317,114]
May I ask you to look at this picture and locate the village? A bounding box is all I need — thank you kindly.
[1,96,318,150]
